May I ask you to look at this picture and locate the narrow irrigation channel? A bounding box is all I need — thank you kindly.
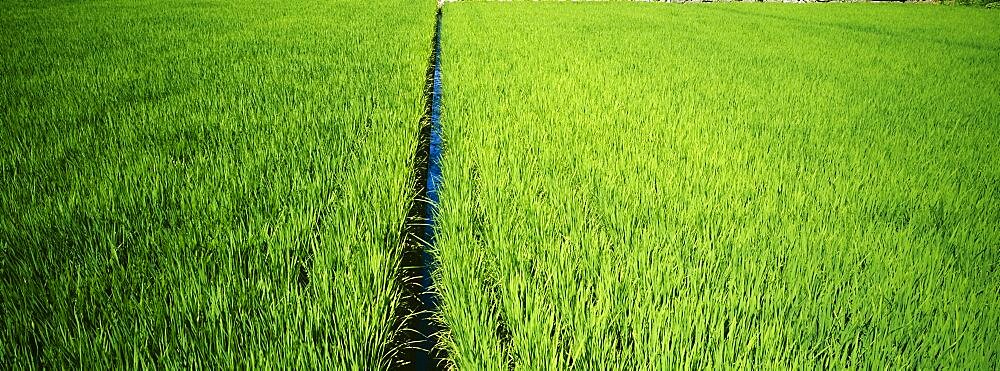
[391,7,446,370]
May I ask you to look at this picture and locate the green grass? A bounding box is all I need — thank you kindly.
[435,3,1000,369]
[0,0,434,367]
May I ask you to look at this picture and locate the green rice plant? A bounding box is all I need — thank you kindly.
[434,2,1000,369]
[0,0,434,367]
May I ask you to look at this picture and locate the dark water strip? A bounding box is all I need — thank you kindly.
[391,7,445,370]
[424,7,444,305]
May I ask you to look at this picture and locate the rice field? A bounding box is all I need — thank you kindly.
[2,0,999,369]
[1,0,434,367]
[434,3,1000,369]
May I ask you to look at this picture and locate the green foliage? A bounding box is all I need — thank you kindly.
[435,3,1000,369]
[0,0,434,367]
[953,0,995,7]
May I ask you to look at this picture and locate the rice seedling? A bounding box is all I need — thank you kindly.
[0,0,434,367]
[434,2,1000,369]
